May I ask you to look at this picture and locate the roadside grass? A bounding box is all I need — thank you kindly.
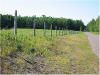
[45,32,99,74]
[91,32,99,35]
[0,29,99,74]
[0,29,54,57]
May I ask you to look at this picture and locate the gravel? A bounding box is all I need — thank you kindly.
[85,32,99,57]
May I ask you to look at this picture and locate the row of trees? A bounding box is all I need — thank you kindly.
[87,16,99,32]
[0,14,86,31]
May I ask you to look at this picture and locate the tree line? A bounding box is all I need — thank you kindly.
[0,14,86,31]
[86,16,99,32]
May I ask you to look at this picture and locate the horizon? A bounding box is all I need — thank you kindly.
[0,0,99,25]
[0,12,99,26]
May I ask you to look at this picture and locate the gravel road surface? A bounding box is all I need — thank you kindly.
[85,32,99,56]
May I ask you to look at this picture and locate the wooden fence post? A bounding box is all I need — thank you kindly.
[59,27,60,36]
[14,10,17,35]
[70,30,72,34]
[33,15,36,36]
[0,14,1,30]
[66,26,68,35]
[72,31,74,34]
[55,26,57,36]
[69,30,71,34]
[68,30,70,34]
[64,28,65,35]
[44,22,46,36]
[63,28,64,35]
[51,24,52,37]
[70,30,71,34]
[62,28,63,36]
[65,29,66,35]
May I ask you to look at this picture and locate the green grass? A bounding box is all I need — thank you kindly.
[45,32,99,74]
[0,29,55,57]
[0,29,99,74]
[91,32,99,35]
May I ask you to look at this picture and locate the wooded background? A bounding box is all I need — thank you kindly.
[87,16,99,32]
[0,14,86,31]
[0,14,99,32]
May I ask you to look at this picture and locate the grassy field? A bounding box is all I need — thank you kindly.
[0,29,99,74]
[91,32,99,35]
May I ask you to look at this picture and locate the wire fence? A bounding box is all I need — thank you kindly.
[13,10,79,37]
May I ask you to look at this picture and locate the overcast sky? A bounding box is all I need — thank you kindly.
[0,0,99,25]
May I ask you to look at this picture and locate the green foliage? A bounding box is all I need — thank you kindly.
[87,16,99,32]
[0,31,23,57]
[1,14,85,31]
[0,29,56,58]
[0,29,99,74]
[91,32,99,35]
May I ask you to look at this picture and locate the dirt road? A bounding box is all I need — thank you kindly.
[85,32,99,56]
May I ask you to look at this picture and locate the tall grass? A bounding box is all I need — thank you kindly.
[91,32,99,35]
[0,29,98,74]
[0,29,59,58]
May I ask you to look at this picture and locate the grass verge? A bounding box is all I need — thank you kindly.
[91,32,99,35]
[0,29,99,74]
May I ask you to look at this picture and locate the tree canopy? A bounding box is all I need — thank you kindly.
[87,16,99,32]
[0,14,85,31]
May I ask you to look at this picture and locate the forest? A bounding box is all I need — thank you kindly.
[87,16,99,32]
[0,14,86,31]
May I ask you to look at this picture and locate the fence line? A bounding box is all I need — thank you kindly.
[33,15,36,36]
[44,22,46,36]
[13,10,79,37]
[14,10,17,35]
[0,14,1,30]
[59,27,60,36]
[62,28,63,36]
[55,26,57,36]
[51,24,52,37]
